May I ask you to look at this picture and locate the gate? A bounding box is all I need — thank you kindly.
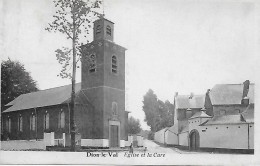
[189,129,200,151]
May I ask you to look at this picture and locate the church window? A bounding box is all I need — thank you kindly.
[112,102,118,115]
[106,25,111,36]
[30,114,36,131]
[89,54,96,73]
[6,117,11,133]
[96,25,101,34]
[18,115,23,132]
[112,55,117,73]
[44,111,49,130]
[58,110,65,129]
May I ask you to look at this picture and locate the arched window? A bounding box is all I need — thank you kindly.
[18,114,23,132]
[106,25,111,36]
[89,54,96,73]
[58,110,65,129]
[96,25,101,34]
[44,111,49,130]
[112,56,117,73]
[6,117,11,133]
[112,102,118,115]
[30,114,36,131]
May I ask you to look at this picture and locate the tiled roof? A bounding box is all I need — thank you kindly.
[201,114,246,126]
[209,83,254,105]
[189,111,212,120]
[175,95,205,109]
[241,104,254,123]
[3,83,82,113]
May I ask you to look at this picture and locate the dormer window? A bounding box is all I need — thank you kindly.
[89,54,96,73]
[106,25,111,36]
[112,55,117,73]
[96,25,101,34]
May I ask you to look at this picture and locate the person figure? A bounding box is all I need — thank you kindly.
[129,143,133,153]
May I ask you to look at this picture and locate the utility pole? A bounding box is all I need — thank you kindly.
[70,1,76,152]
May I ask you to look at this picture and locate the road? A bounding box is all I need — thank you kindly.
[142,139,180,154]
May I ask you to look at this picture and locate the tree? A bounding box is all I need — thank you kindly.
[128,116,142,135]
[142,89,175,132]
[46,0,101,151]
[142,89,159,132]
[1,59,38,112]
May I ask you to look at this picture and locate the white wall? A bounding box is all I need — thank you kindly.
[81,139,109,147]
[179,132,188,146]
[1,140,46,150]
[249,124,254,149]
[198,124,250,149]
[154,128,168,144]
[165,130,178,145]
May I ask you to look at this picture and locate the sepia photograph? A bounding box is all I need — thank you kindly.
[0,0,260,165]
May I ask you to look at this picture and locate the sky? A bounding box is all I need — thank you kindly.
[1,0,260,130]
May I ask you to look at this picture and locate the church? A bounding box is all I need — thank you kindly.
[1,17,129,148]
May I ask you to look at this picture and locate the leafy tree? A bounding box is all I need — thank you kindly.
[128,116,142,135]
[142,89,174,132]
[142,89,159,132]
[46,0,101,151]
[1,59,38,112]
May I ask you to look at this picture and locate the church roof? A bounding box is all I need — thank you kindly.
[189,111,212,120]
[209,83,254,105]
[201,114,247,126]
[175,95,205,109]
[3,83,82,113]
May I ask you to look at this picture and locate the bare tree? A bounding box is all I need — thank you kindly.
[46,0,102,151]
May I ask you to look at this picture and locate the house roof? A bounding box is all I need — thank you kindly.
[3,83,82,113]
[201,114,246,126]
[209,83,254,105]
[241,104,254,123]
[189,111,212,120]
[175,95,205,109]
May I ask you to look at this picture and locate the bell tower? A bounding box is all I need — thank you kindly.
[93,18,114,41]
[81,17,127,148]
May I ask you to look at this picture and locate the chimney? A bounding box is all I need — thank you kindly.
[241,80,250,105]
[242,80,250,98]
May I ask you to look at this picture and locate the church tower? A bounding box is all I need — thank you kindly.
[81,17,127,148]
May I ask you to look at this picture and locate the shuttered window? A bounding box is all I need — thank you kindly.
[112,56,117,73]
[89,54,96,73]
[106,25,111,36]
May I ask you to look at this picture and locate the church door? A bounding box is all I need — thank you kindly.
[189,130,200,151]
[110,125,119,147]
